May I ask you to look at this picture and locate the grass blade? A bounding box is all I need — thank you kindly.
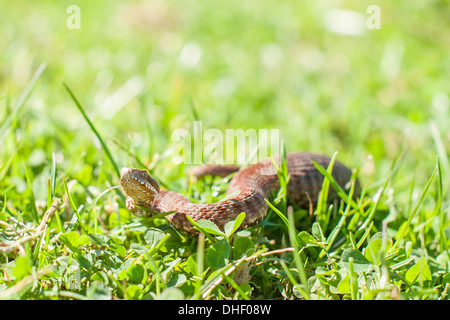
[0,143,21,181]
[315,151,337,215]
[321,180,358,257]
[194,233,205,296]
[430,122,449,184]
[314,151,338,231]
[435,157,449,258]
[311,158,355,208]
[187,94,200,121]
[392,159,438,250]
[271,140,290,209]
[0,63,46,141]
[63,178,87,233]
[348,257,359,300]
[63,83,121,178]
[22,162,38,224]
[265,198,301,247]
[50,152,57,198]
[222,274,250,300]
[79,186,120,229]
[185,215,219,243]
[287,206,310,299]
[47,176,64,233]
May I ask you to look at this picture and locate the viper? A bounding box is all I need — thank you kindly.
[120,152,359,234]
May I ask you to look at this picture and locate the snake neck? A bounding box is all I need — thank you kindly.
[152,163,279,233]
[153,189,269,234]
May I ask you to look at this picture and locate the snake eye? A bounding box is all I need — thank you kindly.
[122,168,160,192]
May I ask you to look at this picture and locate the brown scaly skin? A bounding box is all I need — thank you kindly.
[120,152,360,234]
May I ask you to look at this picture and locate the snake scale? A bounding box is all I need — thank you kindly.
[120,152,359,234]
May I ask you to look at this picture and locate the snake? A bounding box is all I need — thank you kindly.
[120,152,359,234]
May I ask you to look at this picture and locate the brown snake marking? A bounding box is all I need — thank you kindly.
[120,152,360,234]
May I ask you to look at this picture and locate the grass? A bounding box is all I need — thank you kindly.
[1,0,450,300]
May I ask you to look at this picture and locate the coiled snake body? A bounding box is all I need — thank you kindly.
[120,152,359,234]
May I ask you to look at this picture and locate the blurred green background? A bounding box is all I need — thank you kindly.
[1,0,449,198]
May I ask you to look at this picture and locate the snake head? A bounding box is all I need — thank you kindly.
[120,167,160,216]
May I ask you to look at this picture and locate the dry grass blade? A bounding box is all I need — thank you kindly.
[0,266,55,299]
[0,198,62,253]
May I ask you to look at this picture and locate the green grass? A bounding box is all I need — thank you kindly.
[1,0,450,300]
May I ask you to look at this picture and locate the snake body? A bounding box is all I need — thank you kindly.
[120,152,359,234]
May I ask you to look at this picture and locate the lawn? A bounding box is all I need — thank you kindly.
[0,0,449,300]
